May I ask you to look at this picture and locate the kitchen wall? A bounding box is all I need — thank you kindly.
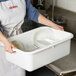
[45,0,76,13]
[56,0,76,13]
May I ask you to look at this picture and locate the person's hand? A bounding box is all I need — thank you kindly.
[51,24,64,31]
[0,31,16,53]
[3,40,16,53]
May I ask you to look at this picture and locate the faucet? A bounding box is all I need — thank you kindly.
[51,0,55,21]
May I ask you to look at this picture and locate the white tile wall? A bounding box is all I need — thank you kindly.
[56,0,76,12]
[45,0,76,12]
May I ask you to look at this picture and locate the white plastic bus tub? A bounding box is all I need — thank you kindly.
[5,26,73,71]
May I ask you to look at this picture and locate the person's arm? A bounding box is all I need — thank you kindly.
[25,0,64,31]
[25,0,39,22]
[0,31,16,53]
[38,14,64,31]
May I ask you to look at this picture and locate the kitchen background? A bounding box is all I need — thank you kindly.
[30,0,76,39]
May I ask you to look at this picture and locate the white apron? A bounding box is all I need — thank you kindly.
[0,0,26,76]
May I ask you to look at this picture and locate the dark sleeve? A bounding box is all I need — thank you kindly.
[25,0,39,23]
[0,22,3,32]
[0,27,3,32]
